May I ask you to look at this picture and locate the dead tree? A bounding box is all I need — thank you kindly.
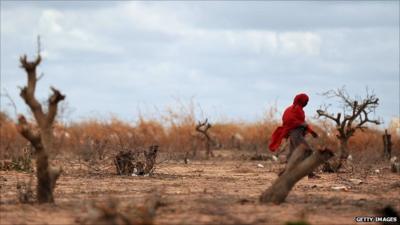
[260,144,334,204]
[15,46,65,203]
[317,87,380,161]
[195,119,214,159]
[383,129,392,160]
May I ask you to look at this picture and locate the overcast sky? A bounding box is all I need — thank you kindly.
[1,1,399,126]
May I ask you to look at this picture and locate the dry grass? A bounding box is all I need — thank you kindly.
[1,108,399,165]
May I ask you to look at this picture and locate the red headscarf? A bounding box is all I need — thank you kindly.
[268,93,314,151]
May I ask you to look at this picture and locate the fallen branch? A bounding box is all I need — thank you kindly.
[260,144,334,204]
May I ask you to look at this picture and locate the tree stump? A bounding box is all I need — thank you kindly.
[260,144,334,204]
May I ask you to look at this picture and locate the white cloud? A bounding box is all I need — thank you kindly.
[39,9,64,33]
[0,1,398,124]
[35,8,125,60]
[120,2,188,33]
[278,32,321,56]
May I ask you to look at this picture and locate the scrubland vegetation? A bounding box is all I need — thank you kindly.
[1,107,398,166]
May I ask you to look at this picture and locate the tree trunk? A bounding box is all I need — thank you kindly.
[36,151,53,202]
[205,140,213,159]
[195,119,214,159]
[16,51,64,203]
[339,138,349,160]
[383,129,392,160]
[18,118,61,203]
[260,145,334,204]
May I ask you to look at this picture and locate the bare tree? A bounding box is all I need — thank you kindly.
[195,119,214,159]
[15,39,65,203]
[316,87,380,161]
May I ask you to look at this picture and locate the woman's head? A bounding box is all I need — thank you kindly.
[293,93,309,107]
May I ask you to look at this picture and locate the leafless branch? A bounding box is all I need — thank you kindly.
[1,88,18,118]
[47,86,66,126]
[16,115,42,150]
[317,87,380,160]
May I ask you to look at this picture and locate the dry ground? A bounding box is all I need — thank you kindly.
[0,150,399,225]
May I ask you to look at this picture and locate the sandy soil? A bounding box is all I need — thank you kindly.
[1,150,399,225]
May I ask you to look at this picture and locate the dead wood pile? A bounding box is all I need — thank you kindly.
[114,145,158,176]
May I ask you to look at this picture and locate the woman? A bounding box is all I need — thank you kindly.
[269,93,319,177]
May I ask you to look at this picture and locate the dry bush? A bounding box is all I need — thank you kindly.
[2,104,398,166]
[346,128,397,173]
[1,102,281,162]
[241,121,273,152]
[210,123,242,149]
[241,107,280,153]
[0,112,28,160]
[114,145,158,176]
[0,113,33,173]
[136,118,167,147]
[68,119,109,161]
[107,117,140,150]
[161,102,197,155]
[349,127,383,157]
[0,149,33,172]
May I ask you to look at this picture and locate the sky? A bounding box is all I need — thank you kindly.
[1,1,399,126]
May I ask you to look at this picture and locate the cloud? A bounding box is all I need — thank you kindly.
[1,1,398,124]
[278,32,321,56]
[185,1,398,30]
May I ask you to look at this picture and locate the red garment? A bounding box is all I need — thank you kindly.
[268,93,314,152]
